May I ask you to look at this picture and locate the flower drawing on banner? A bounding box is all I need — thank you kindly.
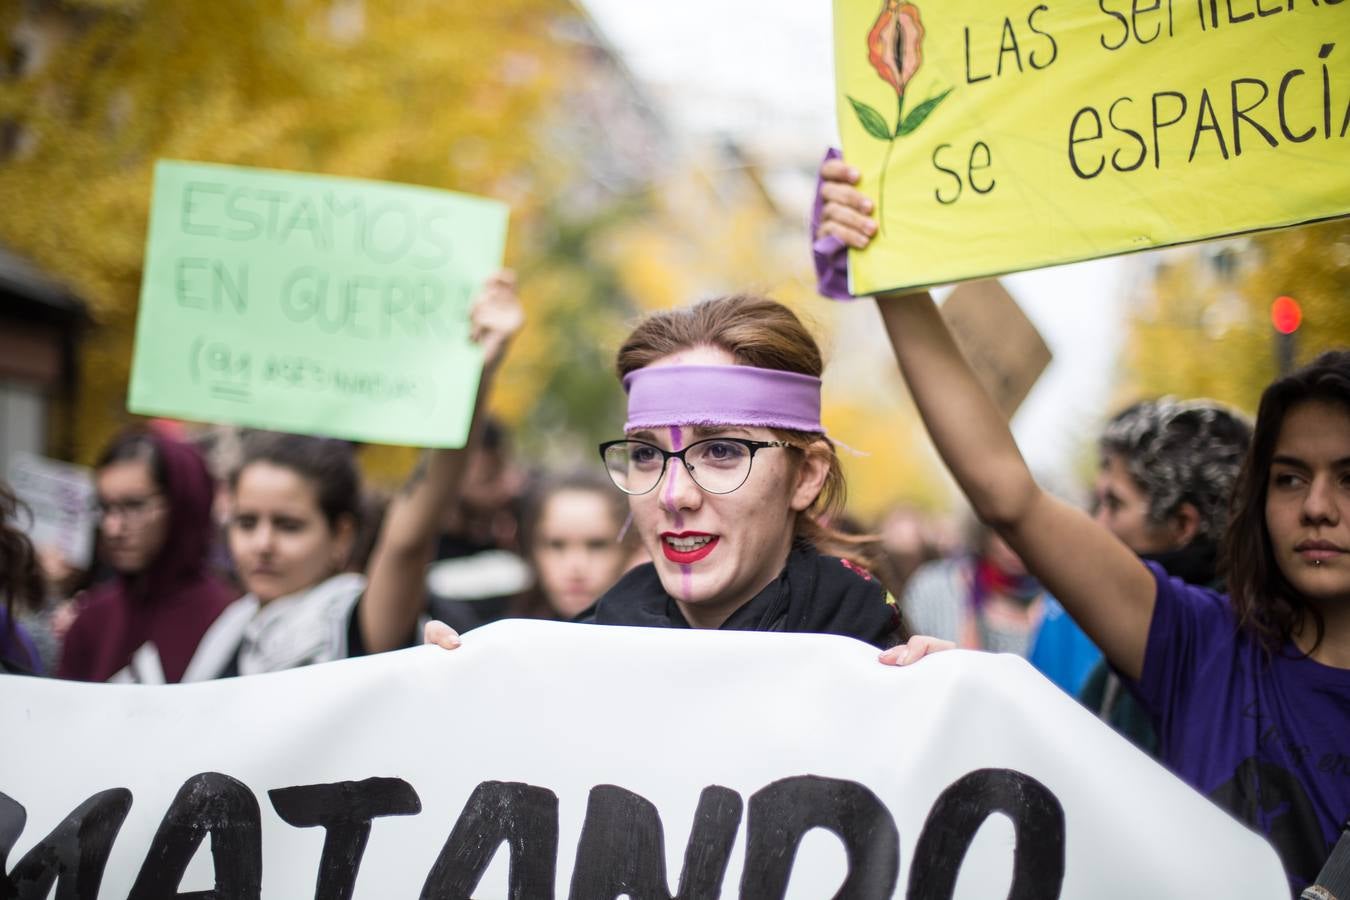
[849,1,953,233]
[867,0,924,95]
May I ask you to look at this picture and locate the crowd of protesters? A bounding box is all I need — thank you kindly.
[1,165,1347,895]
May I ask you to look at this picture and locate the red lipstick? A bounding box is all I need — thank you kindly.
[661,531,718,564]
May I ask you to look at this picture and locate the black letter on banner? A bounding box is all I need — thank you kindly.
[907,768,1065,900]
[128,772,262,900]
[269,778,421,900]
[1230,78,1278,156]
[674,787,743,899]
[740,775,899,900]
[420,781,557,900]
[0,789,132,900]
[568,784,742,900]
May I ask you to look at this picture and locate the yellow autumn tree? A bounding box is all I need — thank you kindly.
[1123,220,1350,413]
[0,0,617,479]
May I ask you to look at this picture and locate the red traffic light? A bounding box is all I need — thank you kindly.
[1271,296,1302,335]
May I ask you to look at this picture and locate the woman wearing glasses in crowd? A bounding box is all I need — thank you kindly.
[816,157,1350,894]
[430,293,950,662]
[59,427,237,683]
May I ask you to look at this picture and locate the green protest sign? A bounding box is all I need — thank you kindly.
[128,160,508,447]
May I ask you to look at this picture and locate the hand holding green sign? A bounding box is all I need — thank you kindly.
[129,161,509,447]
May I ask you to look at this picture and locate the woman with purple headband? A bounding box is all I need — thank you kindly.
[428,294,951,662]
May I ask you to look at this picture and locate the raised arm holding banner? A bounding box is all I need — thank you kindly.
[128,161,509,448]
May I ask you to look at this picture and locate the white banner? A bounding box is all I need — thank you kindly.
[0,620,1286,898]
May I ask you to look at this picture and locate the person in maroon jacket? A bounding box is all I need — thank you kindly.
[58,427,236,683]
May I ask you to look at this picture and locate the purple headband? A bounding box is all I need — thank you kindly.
[623,364,824,433]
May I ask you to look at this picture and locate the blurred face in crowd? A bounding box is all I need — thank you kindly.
[532,489,627,619]
[1094,453,1182,555]
[228,462,354,604]
[96,459,170,575]
[1265,400,1350,609]
[625,346,828,629]
[983,532,1028,577]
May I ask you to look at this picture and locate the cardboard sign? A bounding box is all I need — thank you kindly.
[128,161,508,447]
[833,0,1350,294]
[0,621,1287,898]
[941,279,1052,418]
[6,452,96,569]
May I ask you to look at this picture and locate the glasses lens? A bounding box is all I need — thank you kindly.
[684,439,753,494]
[96,495,161,522]
[603,441,665,494]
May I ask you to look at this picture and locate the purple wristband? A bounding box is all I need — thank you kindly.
[811,147,856,301]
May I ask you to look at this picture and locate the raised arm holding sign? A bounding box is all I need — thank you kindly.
[86,161,522,682]
[817,155,1350,894]
[175,273,523,681]
[129,161,509,448]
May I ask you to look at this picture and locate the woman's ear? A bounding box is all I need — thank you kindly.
[1166,502,1202,549]
[332,513,358,570]
[789,442,832,512]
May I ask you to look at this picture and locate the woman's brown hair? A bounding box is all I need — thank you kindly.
[1221,349,1350,653]
[615,294,892,593]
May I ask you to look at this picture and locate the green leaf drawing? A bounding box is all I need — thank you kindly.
[848,96,893,142]
[895,88,953,137]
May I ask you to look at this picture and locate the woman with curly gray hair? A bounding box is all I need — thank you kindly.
[1095,399,1252,568]
[1075,399,1252,754]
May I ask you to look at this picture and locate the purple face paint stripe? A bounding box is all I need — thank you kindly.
[624,364,825,433]
[665,426,684,530]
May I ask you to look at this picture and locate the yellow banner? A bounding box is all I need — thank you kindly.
[834,0,1350,293]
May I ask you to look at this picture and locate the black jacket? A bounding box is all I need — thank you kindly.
[583,543,906,650]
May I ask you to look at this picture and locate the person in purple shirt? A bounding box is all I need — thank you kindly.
[820,158,1350,896]
[0,482,44,675]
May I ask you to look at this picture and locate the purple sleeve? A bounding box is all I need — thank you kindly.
[1134,561,1236,723]
[811,148,857,301]
[0,608,43,675]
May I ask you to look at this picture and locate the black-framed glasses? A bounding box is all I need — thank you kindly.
[599,437,794,496]
[94,493,165,523]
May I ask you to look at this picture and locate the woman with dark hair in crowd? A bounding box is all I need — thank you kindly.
[58,427,236,683]
[818,158,1350,894]
[429,294,951,662]
[179,272,522,678]
[0,483,44,674]
[512,471,641,621]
